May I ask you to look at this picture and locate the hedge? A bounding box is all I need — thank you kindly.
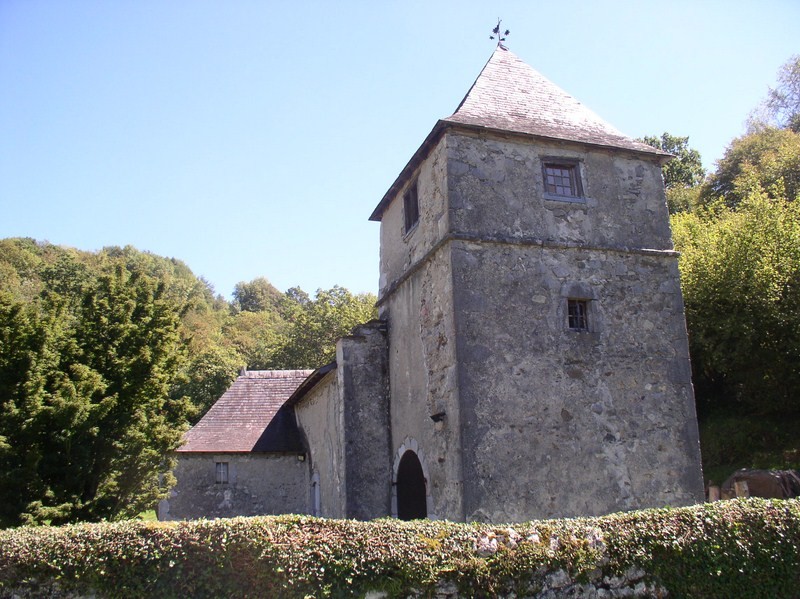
[1,499,798,598]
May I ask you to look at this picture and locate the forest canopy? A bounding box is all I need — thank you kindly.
[0,240,375,526]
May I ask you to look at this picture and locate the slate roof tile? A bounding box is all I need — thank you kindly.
[444,46,665,155]
[370,46,666,221]
[178,369,313,453]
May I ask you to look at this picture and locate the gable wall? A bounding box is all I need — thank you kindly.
[161,453,308,520]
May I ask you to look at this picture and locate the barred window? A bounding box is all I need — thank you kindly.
[567,299,589,331]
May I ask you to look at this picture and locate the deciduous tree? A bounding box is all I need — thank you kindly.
[700,127,800,208]
[232,277,284,313]
[750,54,800,133]
[671,194,800,417]
[270,286,377,369]
[641,133,705,213]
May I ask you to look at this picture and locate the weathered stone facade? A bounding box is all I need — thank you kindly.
[371,126,703,521]
[368,47,704,521]
[294,321,391,519]
[162,453,307,520]
[166,46,703,523]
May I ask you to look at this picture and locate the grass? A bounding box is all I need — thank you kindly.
[698,410,800,485]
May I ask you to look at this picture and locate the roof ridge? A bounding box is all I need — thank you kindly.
[447,45,506,117]
[242,369,315,379]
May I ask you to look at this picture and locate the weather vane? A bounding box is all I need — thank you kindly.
[490,19,510,47]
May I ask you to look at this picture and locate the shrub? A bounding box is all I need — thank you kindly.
[1,499,798,598]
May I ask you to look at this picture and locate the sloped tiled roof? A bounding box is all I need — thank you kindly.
[178,370,313,453]
[444,46,664,155]
[370,46,666,221]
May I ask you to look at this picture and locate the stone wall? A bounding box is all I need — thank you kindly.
[446,132,673,251]
[382,248,465,521]
[443,132,703,521]
[378,136,466,521]
[160,453,308,520]
[378,136,449,297]
[337,322,393,520]
[376,128,703,523]
[294,322,393,519]
[294,371,347,518]
[451,242,703,521]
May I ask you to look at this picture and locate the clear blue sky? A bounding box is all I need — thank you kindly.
[1,1,798,299]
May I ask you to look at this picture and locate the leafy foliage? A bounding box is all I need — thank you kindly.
[0,500,798,598]
[642,132,705,189]
[0,239,377,523]
[700,127,800,208]
[750,54,800,133]
[270,286,377,369]
[231,277,284,313]
[671,195,800,417]
[640,132,705,214]
[0,263,192,527]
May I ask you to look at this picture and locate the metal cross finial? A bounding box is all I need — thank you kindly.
[490,19,510,48]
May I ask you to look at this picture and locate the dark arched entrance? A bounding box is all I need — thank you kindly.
[396,450,427,520]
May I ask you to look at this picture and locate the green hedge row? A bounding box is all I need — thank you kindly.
[1,499,798,598]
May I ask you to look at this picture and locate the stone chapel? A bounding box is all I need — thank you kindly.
[161,46,705,523]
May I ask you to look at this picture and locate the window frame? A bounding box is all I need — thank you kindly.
[542,158,585,203]
[403,180,420,235]
[215,461,229,484]
[567,298,590,332]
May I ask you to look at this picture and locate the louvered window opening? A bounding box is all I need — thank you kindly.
[403,181,419,234]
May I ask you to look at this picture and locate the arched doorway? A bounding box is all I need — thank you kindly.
[396,450,427,520]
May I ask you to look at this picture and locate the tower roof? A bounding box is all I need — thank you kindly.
[444,46,662,154]
[370,47,666,221]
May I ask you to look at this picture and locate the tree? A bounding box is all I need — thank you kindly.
[750,54,800,133]
[232,277,284,313]
[642,133,705,189]
[0,265,192,526]
[640,133,705,213]
[222,309,286,370]
[270,286,377,369]
[171,345,240,423]
[700,127,800,208]
[671,194,800,417]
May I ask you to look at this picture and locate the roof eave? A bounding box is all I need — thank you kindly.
[369,120,449,222]
[368,120,671,222]
[285,361,337,407]
[444,120,672,160]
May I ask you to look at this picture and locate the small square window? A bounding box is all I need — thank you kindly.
[403,181,419,233]
[567,299,589,331]
[543,161,583,199]
[215,462,229,484]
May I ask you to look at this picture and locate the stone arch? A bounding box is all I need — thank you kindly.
[391,437,436,520]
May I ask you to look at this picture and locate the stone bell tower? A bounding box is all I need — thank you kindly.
[370,46,704,522]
